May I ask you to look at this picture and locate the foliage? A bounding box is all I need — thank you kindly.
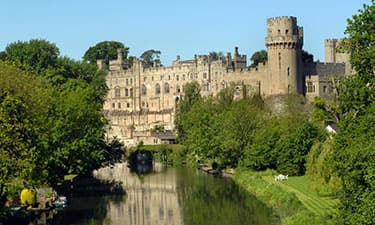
[275,122,323,176]
[327,2,375,224]
[140,49,162,67]
[241,117,280,170]
[305,140,341,195]
[175,81,201,142]
[209,51,225,62]
[4,39,59,72]
[250,50,267,67]
[83,41,129,66]
[302,50,314,63]
[152,144,187,165]
[0,38,117,204]
[0,62,50,201]
[332,103,375,225]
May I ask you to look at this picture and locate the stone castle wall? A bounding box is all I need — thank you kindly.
[103,16,350,146]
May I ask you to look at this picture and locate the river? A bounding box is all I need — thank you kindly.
[9,163,281,225]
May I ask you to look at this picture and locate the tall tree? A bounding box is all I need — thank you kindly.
[209,51,225,62]
[83,41,129,66]
[4,39,59,72]
[175,81,201,142]
[250,50,267,67]
[331,1,375,224]
[140,49,162,67]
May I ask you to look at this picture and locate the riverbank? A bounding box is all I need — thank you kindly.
[232,168,338,225]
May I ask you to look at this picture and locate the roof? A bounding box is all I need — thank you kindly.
[151,130,176,139]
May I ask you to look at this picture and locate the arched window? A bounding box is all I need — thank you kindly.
[155,83,161,94]
[176,85,181,93]
[142,85,147,95]
[114,87,121,97]
[164,83,170,94]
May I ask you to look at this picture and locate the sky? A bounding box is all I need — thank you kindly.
[1,0,368,66]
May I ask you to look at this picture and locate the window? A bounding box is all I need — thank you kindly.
[130,78,133,85]
[142,85,147,95]
[126,102,130,108]
[112,103,115,108]
[130,88,133,97]
[323,85,327,93]
[285,29,289,35]
[125,88,129,97]
[278,29,280,34]
[176,75,179,81]
[307,82,315,93]
[287,67,290,76]
[203,73,207,79]
[126,79,128,85]
[117,103,121,108]
[182,74,185,80]
[114,87,120,97]
[155,83,161,94]
[176,85,181,93]
[164,83,170,94]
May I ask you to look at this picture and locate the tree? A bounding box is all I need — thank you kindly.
[330,2,375,224]
[0,62,51,202]
[4,39,60,72]
[209,51,225,62]
[250,50,267,67]
[302,50,314,63]
[337,1,374,116]
[83,41,129,66]
[140,49,162,67]
[175,81,201,142]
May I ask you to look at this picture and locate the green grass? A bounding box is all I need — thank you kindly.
[263,175,339,217]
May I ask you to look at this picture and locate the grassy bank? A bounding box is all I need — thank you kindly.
[233,168,339,225]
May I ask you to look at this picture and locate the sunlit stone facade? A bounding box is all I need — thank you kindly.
[102,16,350,146]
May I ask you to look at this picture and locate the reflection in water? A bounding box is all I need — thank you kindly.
[92,163,279,225]
[16,163,280,225]
[94,163,183,225]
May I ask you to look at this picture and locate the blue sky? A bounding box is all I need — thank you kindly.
[1,0,367,66]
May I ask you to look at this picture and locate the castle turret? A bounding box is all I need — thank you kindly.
[266,16,304,95]
[109,48,128,71]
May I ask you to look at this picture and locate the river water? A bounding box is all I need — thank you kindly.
[12,163,281,225]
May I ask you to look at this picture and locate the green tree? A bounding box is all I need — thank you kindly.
[330,2,375,223]
[241,117,281,170]
[275,122,322,175]
[175,81,201,142]
[83,41,129,66]
[0,62,51,202]
[209,51,225,62]
[4,39,59,72]
[140,49,162,67]
[250,50,267,67]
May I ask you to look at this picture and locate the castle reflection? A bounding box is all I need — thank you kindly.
[94,163,183,225]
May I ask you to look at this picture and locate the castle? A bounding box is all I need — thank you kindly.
[101,16,350,146]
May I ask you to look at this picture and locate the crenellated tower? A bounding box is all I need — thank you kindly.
[266,16,304,95]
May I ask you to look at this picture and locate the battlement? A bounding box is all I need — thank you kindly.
[267,16,297,27]
[267,16,302,39]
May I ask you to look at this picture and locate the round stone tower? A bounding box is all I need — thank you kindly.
[266,16,304,95]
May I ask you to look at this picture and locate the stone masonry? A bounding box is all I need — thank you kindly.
[102,16,350,146]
